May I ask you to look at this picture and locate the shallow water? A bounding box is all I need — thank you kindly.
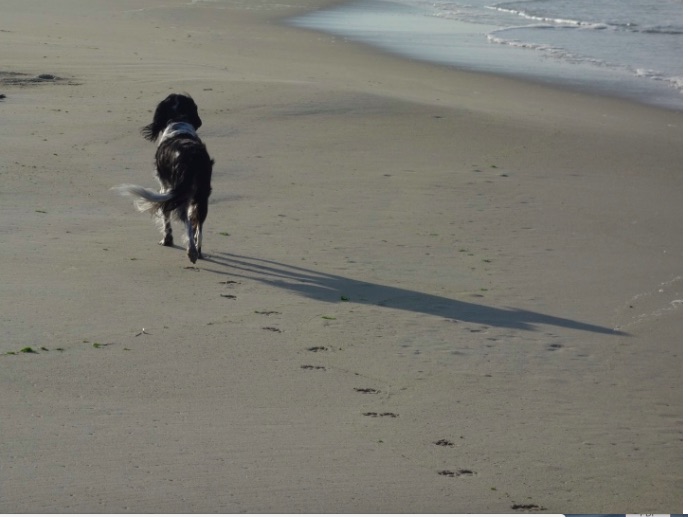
[289,0,682,110]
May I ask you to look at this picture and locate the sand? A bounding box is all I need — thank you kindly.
[0,0,682,513]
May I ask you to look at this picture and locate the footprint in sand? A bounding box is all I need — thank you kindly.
[354,388,380,394]
[437,469,475,477]
[511,503,546,511]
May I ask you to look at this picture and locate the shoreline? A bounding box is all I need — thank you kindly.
[0,0,682,512]
[286,0,682,112]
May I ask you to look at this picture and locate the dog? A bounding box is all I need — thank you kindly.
[114,93,214,263]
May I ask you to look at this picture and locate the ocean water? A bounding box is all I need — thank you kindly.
[289,0,682,110]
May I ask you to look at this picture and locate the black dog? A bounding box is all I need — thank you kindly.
[115,94,213,263]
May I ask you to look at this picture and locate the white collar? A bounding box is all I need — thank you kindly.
[158,122,198,144]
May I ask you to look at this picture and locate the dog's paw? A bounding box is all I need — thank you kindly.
[159,235,174,247]
[187,247,199,264]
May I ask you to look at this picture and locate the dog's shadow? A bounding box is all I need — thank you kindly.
[203,252,626,336]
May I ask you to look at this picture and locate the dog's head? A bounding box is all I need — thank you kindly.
[141,93,203,141]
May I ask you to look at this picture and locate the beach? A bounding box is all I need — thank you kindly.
[0,0,682,512]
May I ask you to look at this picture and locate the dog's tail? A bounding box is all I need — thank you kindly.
[112,184,180,215]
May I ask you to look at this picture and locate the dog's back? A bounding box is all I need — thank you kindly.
[155,132,213,217]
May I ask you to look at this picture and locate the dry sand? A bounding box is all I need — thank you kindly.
[0,0,682,513]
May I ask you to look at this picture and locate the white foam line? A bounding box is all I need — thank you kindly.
[487,5,609,30]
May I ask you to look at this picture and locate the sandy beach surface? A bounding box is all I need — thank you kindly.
[0,0,682,513]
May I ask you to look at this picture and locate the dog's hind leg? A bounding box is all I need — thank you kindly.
[195,223,203,260]
[189,201,207,260]
[157,210,174,246]
[154,179,174,246]
[186,223,199,263]
[184,207,199,264]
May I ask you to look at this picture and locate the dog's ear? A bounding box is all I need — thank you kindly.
[176,93,202,130]
[185,95,203,130]
[140,122,158,141]
[140,121,158,141]
[140,94,177,141]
